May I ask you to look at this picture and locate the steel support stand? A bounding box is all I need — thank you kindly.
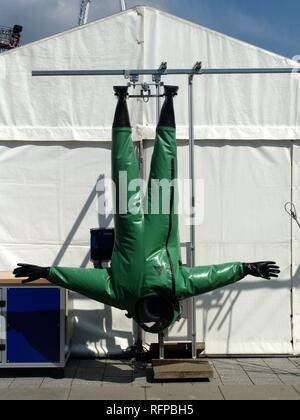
[188,74,197,359]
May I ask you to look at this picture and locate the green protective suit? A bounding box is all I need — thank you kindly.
[49,86,245,333]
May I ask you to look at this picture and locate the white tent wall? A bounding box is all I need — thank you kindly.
[143,141,293,354]
[0,140,135,356]
[0,8,145,142]
[0,6,299,355]
[0,6,299,143]
[143,7,300,141]
[292,142,300,355]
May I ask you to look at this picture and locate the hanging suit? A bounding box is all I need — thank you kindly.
[14,86,280,333]
[47,86,244,333]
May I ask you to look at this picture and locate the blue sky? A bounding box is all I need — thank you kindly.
[0,0,299,58]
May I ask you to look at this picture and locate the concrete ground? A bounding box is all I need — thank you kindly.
[0,358,300,400]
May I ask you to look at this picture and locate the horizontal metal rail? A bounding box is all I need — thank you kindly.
[32,67,298,77]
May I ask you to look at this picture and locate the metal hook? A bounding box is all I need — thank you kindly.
[285,202,300,229]
[285,202,297,219]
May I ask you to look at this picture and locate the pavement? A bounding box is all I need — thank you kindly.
[0,357,300,400]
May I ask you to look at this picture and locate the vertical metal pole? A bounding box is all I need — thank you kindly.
[84,1,91,25]
[156,83,161,123]
[120,0,127,11]
[188,75,197,359]
[156,81,165,360]
[290,143,295,354]
[135,141,144,354]
[159,331,165,359]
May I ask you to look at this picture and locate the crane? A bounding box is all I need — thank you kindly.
[78,0,127,26]
[120,0,127,11]
[78,0,92,26]
[0,25,22,52]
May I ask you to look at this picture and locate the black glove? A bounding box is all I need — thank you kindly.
[243,262,280,280]
[13,264,50,284]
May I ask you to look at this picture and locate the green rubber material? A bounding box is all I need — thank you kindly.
[49,94,245,332]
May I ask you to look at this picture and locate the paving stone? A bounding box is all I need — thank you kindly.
[213,359,252,385]
[75,367,105,377]
[0,378,14,388]
[9,378,44,389]
[264,358,300,385]
[146,383,223,400]
[41,377,73,388]
[213,359,241,369]
[105,359,133,364]
[293,385,300,397]
[209,365,222,385]
[264,358,300,372]
[102,376,134,385]
[78,359,106,369]
[2,358,300,400]
[104,363,134,378]
[72,367,104,386]
[220,385,300,400]
[0,387,70,400]
[69,385,145,400]
[237,359,282,385]
[289,358,300,369]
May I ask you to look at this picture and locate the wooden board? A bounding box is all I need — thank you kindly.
[152,359,214,380]
[0,271,50,286]
[149,342,205,359]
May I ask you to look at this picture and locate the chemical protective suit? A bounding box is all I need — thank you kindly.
[14,86,280,333]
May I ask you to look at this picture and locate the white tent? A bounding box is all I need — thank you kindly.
[0,6,299,356]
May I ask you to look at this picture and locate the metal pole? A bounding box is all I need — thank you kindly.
[32,67,297,77]
[156,82,166,360]
[120,0,127,11]
[135,141,144,355]
[188,75,197,360]
[84,1,91,25]
[159,331,165,360]
[156,83,161,123]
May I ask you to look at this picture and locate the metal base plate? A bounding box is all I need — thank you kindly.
[149,342,205,359]
[152,359,214,380]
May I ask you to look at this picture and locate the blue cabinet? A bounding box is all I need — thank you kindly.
[7,288,61,364]
[0,282,71,368]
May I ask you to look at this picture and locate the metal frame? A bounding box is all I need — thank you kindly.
[32,61,297,361]
[32,66,296,78]
[0,288,5,363]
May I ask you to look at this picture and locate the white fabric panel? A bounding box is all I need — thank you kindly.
[143,8,300,141]
[144,141,292,354]
[0,140,294,355]
[70,294,134,357]
[0,141,133,356]
[0,6,299,142]
[0,8,144,142]
[292,143,300,355]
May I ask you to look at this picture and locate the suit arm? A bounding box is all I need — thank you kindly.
[49,266,120,309]
[178,262,245,299]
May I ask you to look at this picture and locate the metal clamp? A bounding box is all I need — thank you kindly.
[193,61,202,73]
[152,61,168,85]
[130,74,139,85]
